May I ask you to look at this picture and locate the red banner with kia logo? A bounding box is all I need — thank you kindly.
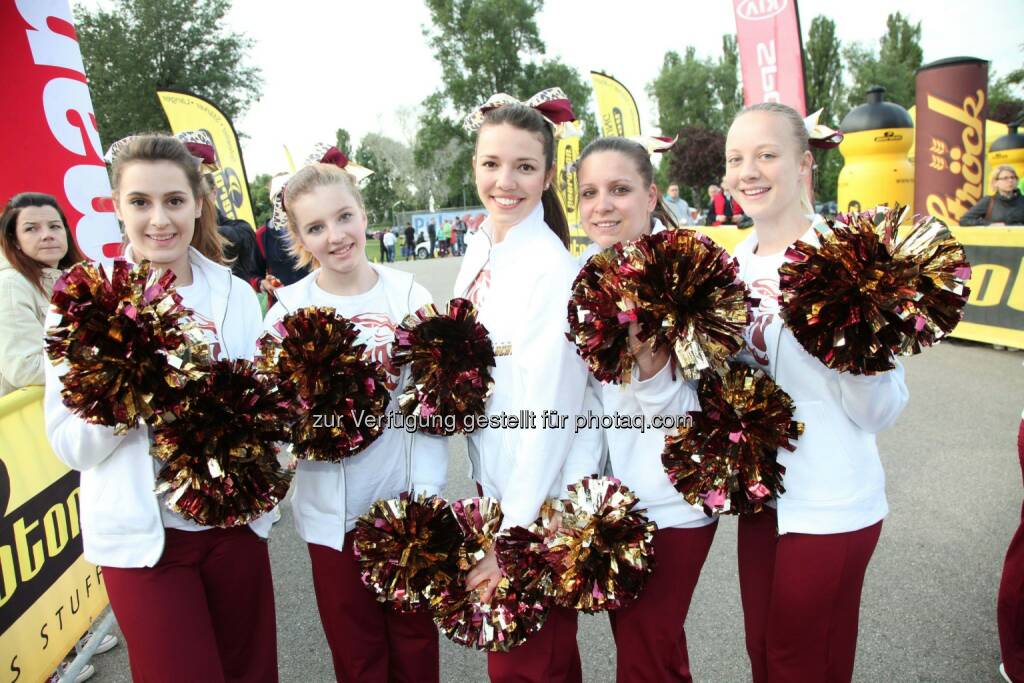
[1,0,121,263]
[732,0,808,115]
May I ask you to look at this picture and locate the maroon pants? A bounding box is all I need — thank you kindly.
[737,508,882,683]
[608,522,717,682]
[487,605,581,682]
[998,419,1024,682]
[308,537,440,683]
[103,527,277,683]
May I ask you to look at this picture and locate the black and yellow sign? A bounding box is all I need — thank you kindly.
[0,387,108,683]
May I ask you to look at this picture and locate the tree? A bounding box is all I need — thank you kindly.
[990,46,1024,123]
[355,133,418,225]
[666,125,726,212]
[335,129,352,156]
[248,173,273,228]
[803,16,845,201]
[844,12,922,110]
[649,37,741,138]
[418,0,595,207]
[74,0,262,146]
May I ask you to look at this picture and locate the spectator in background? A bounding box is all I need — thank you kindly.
[404,222,416,261]
[710,179,746,227]
[961,165,1024,226]
[663,182,695,226]
[256,173,312,300]
[454,216,467,255]
[382,228,396,262]
[439,219,452,257]
[847,200,862,214]
[427,220,437,258]
[0,192,86,397]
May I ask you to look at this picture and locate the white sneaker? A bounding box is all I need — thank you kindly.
[55,662,94,683]
[1001,662,1013,683]
[77,632,118,654]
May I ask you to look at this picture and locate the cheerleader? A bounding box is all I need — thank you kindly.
[262,153,448,683]
[724,103,909,682]
[454,90,590,682]
[44,134,277,682]
[573,136,717,682]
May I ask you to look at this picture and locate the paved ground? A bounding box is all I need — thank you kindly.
[89,255,1024,682]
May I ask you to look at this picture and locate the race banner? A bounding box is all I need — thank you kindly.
[0,388,108,683]
[914,57,989,225]
[556,135,587,257]
[157,90,257,229]
[2,0,121,263]
[590,72,641,138]
[732,0,808,113]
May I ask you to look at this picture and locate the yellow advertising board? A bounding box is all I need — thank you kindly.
[589,72,641,138]
[0,387,108,683]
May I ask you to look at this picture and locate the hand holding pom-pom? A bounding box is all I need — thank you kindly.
[152,359,292,527]
[46,260,207,433]
[258,306,390,461]
[392,298,495,435]
[430,497,548,651]
[779,206,971,374]
[662,362,801,516]
[354,493,463,612]
[618,230,751,380]
[542,477,656,613]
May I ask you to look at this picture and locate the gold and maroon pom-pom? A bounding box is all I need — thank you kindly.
[430,497,549,651]
[543,477,656,613]
[152,359,292,527]
[258,306,390,461]
[779,206,971,374]
[567,248,638,383]
[354,493,463,612]
[45,260,207,433]
[494,501,561,600]
[662,362,801,516]
[391,298,495,435]
[618,230,751,380]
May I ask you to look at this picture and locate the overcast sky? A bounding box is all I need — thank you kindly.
[74,1,1022,177]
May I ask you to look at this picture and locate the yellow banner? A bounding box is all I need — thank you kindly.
[590,71,641,138]
[157,90,257,229]
[556,135,587,258]
[0,387,108,683]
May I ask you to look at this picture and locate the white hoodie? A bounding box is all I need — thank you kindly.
[571,221,714,530]
[454,203,589,529]
[264,264,449,551]
[44,247,271,568]
[732,223,910,535]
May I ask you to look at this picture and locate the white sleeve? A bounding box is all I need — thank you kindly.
[559,375,606,492]
[43,310,130,471]
[837,361,909,434]
[0,279,46,388]
[630,360,701,434]
[499,271,589,530]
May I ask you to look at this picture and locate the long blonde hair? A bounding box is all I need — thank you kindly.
[732,102,815,215]
[110,134,227,263]
[282,163,365,270]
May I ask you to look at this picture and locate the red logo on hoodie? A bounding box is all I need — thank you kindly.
[350,313,398,391]
[746,277,780,367]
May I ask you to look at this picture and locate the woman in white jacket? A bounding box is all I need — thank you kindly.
[0,192,85,396]
[724,103,909,682]
[455,95,590,682]
[44,135,277,682]
[574,137,717,683]
[263,161,448,683]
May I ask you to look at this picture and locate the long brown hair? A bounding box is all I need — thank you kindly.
[475,104,571,248]
[109,134,227,263]
[576,137,680,231]
[0,192,87,295]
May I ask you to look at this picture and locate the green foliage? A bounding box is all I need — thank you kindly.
[248,172,273,228]
[844,12,922,110]
[666,125,726,211]
[335,129,352,156]
[648,37,742,136]
[990,46,1024,123]
[74,0,262,146]
[418,0,595,207]
[355,133,417,225]
[803,16,846,202]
